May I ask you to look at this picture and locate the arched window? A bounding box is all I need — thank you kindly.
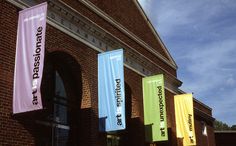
[35,52,82,146]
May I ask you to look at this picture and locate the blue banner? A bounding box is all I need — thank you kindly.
[98,49,126,132]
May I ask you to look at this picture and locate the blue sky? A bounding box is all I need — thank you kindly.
[138,0,236,126]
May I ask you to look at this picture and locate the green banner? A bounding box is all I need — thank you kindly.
[142,74,168,142]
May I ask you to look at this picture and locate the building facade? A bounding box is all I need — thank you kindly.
[215,131,236,146]
[0,0,215,146]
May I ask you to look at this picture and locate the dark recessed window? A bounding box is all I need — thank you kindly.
[36,52,81,146]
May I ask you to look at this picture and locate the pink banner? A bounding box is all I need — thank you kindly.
[13,3,47,114]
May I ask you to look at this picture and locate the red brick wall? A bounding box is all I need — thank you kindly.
[0,1,37,146]
[123,68,146,146]
[194,100,212,115]
[62,0,177,77]
[0,1,215,146]
[215,132,236,146]
[37,14,101,146]
[194,115,216,146]
[166,90,216,146]
[165,90,178,146]
[0,1,96,145]
[87,0,169,60]
[0,1,147,146]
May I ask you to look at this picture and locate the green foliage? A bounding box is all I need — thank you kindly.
[214,120,231,131]
[231,125,236,130]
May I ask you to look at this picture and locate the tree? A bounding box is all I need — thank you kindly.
[214,120,231,131]
[231,125,236,130]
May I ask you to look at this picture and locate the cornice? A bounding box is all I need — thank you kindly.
[194,108,215,122]
[215,131,236,133]
[133,0,178,68]
[77,0,178,69]
[178,89,213,111]
[6,0,182,94]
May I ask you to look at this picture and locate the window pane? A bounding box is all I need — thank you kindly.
[54,103,68,125]
[54,127,69,146]
[55,71,67,98]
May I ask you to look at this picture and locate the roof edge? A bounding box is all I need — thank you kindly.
[78,0,178,69]
[215,131,236,133]
[194,108,215,122]
[178,89,212,111]
[135,0,178,68]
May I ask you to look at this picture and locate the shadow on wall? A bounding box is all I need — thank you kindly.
[142,128,179,146]
[96,82,146,146]
[11,51,184,146]
[118,83,145,146]
[12,51,92,146]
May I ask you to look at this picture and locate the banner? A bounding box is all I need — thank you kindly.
[13,3,47,114]
[98,49,126,132]
[142,74,168,142]
[174,93,196,145]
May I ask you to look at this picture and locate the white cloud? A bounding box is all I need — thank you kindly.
[226,77,235,86]
[179,39,236,93]
[139,0,236,125]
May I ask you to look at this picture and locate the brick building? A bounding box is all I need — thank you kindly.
[0,0,215,146]
[215,131,236,146]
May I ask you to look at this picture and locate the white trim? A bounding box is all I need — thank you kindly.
[215,131,236,133]
[72,0,177,69]
[35,120,70,130]
[194,97,212,111]
[48,19,180,95]
[7,0,27,9]
[47,18,103,53]
[134,0,177,67]
[194,108,215,121]
[178,89,212,111]
[51,0,181,85]
[7,0,180,94]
